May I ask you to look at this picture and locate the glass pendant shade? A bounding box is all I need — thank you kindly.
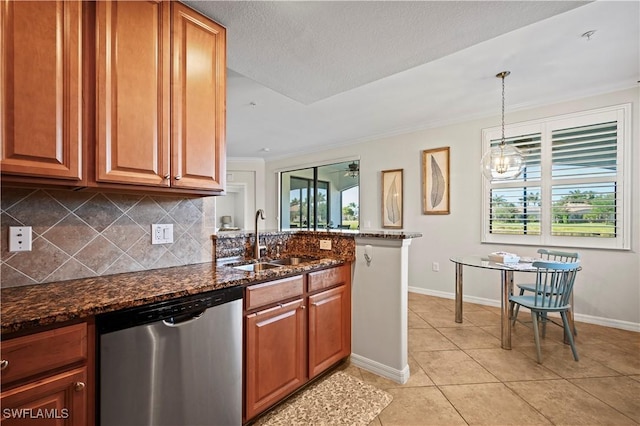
[481,70,525,181]
[481,142,525,180]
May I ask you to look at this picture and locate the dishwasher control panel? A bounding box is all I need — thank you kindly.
[97,286,243,334]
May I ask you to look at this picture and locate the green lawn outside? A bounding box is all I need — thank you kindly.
[341,220,359,230]
[492,222,615,237]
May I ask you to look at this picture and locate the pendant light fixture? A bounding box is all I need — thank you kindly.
[481,71,525,180]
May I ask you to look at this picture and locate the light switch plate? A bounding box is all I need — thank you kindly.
[319,239,332,250]
[151,224,173,244]
[9,226,32,252]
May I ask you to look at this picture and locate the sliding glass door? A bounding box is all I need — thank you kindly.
[280,160,359,230]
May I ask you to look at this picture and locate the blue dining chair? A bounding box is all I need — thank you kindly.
[509,260,581,363]
[511,249,580,335]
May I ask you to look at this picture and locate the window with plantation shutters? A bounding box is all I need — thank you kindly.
[487,133,542,237]
[550,121,618,239]
[482,104,630,250]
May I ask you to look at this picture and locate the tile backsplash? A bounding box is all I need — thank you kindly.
[1,187,217,288]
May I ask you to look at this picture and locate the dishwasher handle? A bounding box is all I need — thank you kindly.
[162,310,206,327]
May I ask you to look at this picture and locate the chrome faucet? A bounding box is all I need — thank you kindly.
[254,209,265,259]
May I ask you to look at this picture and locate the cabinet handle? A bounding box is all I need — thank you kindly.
[300,305,306,310]
[74,382,85,392]
[164,174,170,180]
[174,175,182,180]
[0,360,8,370]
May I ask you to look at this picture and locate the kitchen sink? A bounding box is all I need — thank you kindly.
[270,257,317,266]
[232,262,282,272]
[230,257,318,272]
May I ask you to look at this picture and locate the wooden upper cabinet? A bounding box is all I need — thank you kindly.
[171,2,226,191]
[95,0,170,187]
[1,0,226,194]
[0,0,83,181]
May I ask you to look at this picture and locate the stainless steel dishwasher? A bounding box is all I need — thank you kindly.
[97,286,243,426]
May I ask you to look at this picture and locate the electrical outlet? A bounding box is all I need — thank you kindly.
[319,239,332,250]
[9,226,32,252]
[432,262,440,272]
[151,224,173,244]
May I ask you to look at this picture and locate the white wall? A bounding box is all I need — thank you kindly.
[260,88,639,329]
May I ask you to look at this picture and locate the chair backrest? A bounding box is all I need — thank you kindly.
[536,248,580,263]
[531,260,581,309]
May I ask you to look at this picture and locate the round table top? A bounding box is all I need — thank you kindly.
[449,255,538,272]
[450,255,581,272]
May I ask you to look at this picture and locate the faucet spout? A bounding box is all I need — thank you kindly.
[254,209,265,259]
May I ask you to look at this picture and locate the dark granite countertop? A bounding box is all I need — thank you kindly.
[214,229,422,239]
[1,258,344,336]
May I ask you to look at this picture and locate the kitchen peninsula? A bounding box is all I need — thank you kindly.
[1,229,421,424]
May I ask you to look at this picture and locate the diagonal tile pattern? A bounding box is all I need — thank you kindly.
[0,189,217,287]
[340,293,640,425]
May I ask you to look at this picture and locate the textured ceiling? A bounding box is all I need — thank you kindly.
[186,1,588,104]
[182,1,639,160]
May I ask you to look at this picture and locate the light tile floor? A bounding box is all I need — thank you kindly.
[339,293,640,425]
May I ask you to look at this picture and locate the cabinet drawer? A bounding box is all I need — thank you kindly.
[1,323,87,386]
[308,264,349,293]
[245,276,304,311]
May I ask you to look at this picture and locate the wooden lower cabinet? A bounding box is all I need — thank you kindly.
[244,263,352,421]
[0,367,87,426]
[0,321,93,426]
[244,299,306,421]
[308,284,351,379]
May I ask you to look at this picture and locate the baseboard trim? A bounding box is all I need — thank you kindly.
[350,353,410,384]
[408,286,640,333]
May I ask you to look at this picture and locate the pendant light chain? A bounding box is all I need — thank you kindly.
[501,73,506,146]
[498,71,510,147]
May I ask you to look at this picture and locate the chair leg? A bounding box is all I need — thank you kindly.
[570,308,578,336]
[512,288,526,326]
[569,293,578,336]
[531,311,543,363]
[541,312,548,338]
[561,311,579,361]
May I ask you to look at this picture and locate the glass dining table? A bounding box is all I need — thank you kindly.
[449,256,540,350]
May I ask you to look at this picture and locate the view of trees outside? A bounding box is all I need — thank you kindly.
[288,179,328,228]
[340,186,359,229]
[491,186,616,237]
[341,202,358,228]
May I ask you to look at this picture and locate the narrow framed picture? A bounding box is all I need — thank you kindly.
[422,147,450,214]
[381,169,403,228]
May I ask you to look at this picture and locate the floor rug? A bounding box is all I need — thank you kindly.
[253,371,392,426]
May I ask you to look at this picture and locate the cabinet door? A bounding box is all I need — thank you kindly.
[0,0,82,180]
[308,284,351,379]
[0,367,87,426]
[245,299,306,421]
[171,2,226,191]
[95,0,170,186]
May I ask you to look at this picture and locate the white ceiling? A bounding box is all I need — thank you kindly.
[183,1,639,160]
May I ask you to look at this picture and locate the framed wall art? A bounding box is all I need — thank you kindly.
[422,147,450,214]
[381,169,403,228]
